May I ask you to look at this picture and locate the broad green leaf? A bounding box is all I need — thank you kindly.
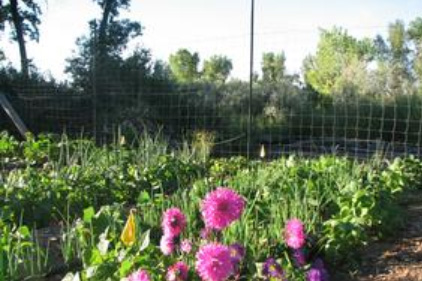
[83,207,95,223]
[137,191,150,204]
[119,259,133,277]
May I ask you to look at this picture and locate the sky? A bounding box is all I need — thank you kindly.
[2,0,422,81]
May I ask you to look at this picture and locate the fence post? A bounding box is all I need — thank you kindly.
[247,0,255,159]
[92,23,98,142]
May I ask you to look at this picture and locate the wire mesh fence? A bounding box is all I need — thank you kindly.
[2,74,422,160]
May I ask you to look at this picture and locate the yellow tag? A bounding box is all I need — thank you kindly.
[121,209,136,246]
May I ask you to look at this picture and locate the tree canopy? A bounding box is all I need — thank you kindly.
[0,0,42,76]
[261,52,286,84]
[202,55,233,84]
[65,0,143,91]
[169,49,200,83]
[303,27,374,95]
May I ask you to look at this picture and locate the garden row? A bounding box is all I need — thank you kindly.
[1,132,422,280]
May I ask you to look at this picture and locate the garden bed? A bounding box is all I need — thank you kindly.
[1,132,422,280]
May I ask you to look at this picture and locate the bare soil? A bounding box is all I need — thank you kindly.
[348,190,422,281]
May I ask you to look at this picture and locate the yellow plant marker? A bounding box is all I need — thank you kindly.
[121,209,136,246]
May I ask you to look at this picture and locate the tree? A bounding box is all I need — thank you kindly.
[408,17,422,42]
[408,17,422,92]
[378,20,412,95]
[373,35,389,62]
[0,3,6,32]
[151,60,171,83]
[92,0,131,58]
[169,49,200,83]
[303,27,374,95]
[1,0,42,77]
[388,20,409,65]
[202,55,232,83]
[65,0,142,91]
[65,22,97,91]
[261,52,286,83]
[94,0,141,60]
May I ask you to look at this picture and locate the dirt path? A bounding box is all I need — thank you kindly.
[353,190,422,281]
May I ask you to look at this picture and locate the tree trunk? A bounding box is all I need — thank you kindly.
[10,0,29,77]
[97,0,113,59]
[94,0,113,140]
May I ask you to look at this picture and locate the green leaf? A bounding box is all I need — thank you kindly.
[137,191,150,204]
[83,207,95,223]
[17,226,30,237]
[119,259,133,277]
[89,248,103,265]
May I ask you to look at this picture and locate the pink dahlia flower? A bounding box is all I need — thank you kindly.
[128,269,150,281]
[181,239,192,254]
[196,243,233,281]
[200,187,245,230]
[162,208,187,237]
[166,261,189,281]
[284,218,306,249]
[160,235,175,256]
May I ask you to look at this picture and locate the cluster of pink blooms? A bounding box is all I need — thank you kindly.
[282,218,329,281]
[159,187,245,281]
[260,218,330,281]
[126,187,329,281]
[196,187,246,281]
[160,208,188,256]
[127,207,190,281]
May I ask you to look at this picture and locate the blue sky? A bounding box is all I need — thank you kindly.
[2,0,422,80]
